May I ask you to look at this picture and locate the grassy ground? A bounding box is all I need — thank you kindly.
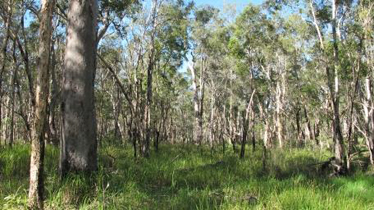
[1,143,374,209]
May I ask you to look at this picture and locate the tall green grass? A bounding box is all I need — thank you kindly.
[1,143,374,209]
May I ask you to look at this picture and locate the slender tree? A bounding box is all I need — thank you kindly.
[28,0,55,208]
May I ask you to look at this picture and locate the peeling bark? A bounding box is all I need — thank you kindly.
[28,0,55,208]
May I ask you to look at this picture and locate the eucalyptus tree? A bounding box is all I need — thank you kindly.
[203,24,232,151]
[188,5,219,145]
[266,0,374,172]
[60,0,99,174]
[28,0,55,208]
[349,0,374,167]
[229,4,281,155]
[95,0,192,156]
[151,0,192,148]
[0,0,13,145]
[304,0,361,173]
[141,0,192,156]
[0,0,43,145]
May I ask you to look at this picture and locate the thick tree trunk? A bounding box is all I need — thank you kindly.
[28,0,55,208]
[60,0,98,174]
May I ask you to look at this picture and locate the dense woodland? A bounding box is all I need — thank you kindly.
[0,0,374,209]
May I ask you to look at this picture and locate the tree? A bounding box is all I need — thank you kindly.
[28,0,55,208]
[0,0,13,146]
[307,0,348,173]
[329,0,346,174]
[188,5,218,145]
[60,0,98,174]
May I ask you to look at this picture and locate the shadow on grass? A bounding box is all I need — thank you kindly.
[2,143,374,209]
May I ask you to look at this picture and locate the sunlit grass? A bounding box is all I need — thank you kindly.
[1,143,374,209]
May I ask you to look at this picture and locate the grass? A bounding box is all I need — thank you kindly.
[1,143,374,209]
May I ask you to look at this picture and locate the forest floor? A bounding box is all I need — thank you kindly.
[1,143,374,209]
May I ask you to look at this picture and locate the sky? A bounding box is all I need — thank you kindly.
[143,0,264,13]
[194,0,263,8]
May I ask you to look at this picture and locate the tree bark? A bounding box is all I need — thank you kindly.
[9,40,19,147]
[141,0,158,157]
[240,91,255,159]
[363,77,374,164]
[209,97,215,150]
[189,61,201,145]
[330,0,346,173]
[47,39,59,146]
[199,58,206,145]
[275,73,283,148]
[28,0,55,208]
[0,0,13,146]
[60,0,98,174]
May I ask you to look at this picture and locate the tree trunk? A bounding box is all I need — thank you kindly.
[199,58,205,144]
[304,107,314,142]
[18,14,36,109]
[110,84,122,141]
[275,77,283,148]
[60,0,98,174]
[0,0,13,146]
[15,75,32,141]
[240,91,255,159]
[363,77,374,165]
[142,0,158,157]
[295,107,304,146]
[209,97,215,150]
[9,40,18,147]
[240,111,247,159]
[222,106,227,155]
[114,86,122,140]
[330,0,346,173]
[28,0,55,208]
[313,120,320,146]
[346,71,359,170]
[189,61,201,144]
[47,40,59,146]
